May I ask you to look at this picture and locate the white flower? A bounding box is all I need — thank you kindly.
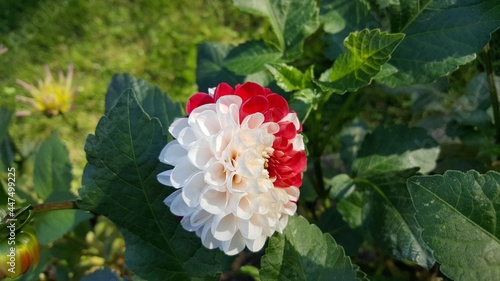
[158,95,301,255]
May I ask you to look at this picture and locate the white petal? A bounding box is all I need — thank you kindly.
[200,188,227,214]
[246,234,267,252]
[212,127,236,159]
[167,190,193,216]
[181,216,200,232]
[169,118,189,139]
[283,201,297,215]
[237,216,262,240]
[241,113,264,130]
[231,195,253,220]
[276,215,289,233]
[157,170,173,187]
[177,127,198,147]
[182,172,207,207]
[200,224,219,249]
[285,186,300,201]
[164,189,181,207]
[227,172,250,193]
[205,161,227,186]
[170,156,199,188]
[292,134,305,151]
[159,141,186,166]
[221,231,246,256]
[190,208,212,228]
[187,139,214,169]
[212,214,237,241]
[194,110,221,136]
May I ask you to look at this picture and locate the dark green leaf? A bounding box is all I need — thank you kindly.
[317,29,404,94]
[361,171,435,268]
[196,42,244,91]
[340,119,367,174]
[328,174,355,201]
[318,207,364,256]
[379,0,500,86]
[105,74,183,136]
[0,108,12,142]
[33,133,72,200]
[78,91,223,281]
[407,170,500,281]
[337,191,364,231]
[0,108,13,172]
[320,0,376,59]
[260,215,366,281]
[352,125,439,178]
[224,40,282,75]
[233,0,319,60]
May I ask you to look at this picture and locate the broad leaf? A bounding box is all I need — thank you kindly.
[0,108,12,142]
[78,91,223,280]
[33,133,72,200]
[81,268,122,281]
[233,0,319,60]
[318,207,364,256]
[224,40,282,75]
[196,42,244,91]
[378,0,500,86]
[317,29,404,94]
[260,215,367,281]
[339,119,367,174]
[361,171,435,268]
[288,89,319,123]
[407,170,500,281]
[105,73,183,136]
[0,108,13,172]
[352,125,439,178]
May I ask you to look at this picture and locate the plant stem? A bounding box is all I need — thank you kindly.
[33,201,80,214]
[482,43,500,144]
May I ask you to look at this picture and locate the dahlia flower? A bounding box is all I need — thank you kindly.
[158,82,306,255]
[16,64,76,117]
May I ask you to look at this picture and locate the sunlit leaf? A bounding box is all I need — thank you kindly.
[408,170,500,281]
[317,29,404,94]
[224,40,282,75]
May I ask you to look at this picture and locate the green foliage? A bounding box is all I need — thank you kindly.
[260,215,366,281]
[317,29,404,94]
[408,170,500,281]
[78,84,224,280]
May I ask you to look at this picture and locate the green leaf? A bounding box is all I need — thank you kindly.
[33,133,72,200]
[317,29,404,94]
[260,215,367,281]
[328,174,355,201]
[224,40,282,75]
[361,171,435,268]
[196,42,244,91]
[288,89,320,123]
[233,0,319,60]
[0,108,13,172]
[265,63,305,91]
[105,74,183,136]
[352,125,439,178]
[0,108,12,142]
[78,91,223,281]
[320,0,376,60]
[339,119,367,174]
[378,0,500,86]
[407,170,500,281]
[318,207,364,256]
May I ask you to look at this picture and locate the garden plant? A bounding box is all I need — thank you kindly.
[1,0,500,280]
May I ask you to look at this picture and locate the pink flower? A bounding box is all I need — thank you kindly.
[158,82,306,255]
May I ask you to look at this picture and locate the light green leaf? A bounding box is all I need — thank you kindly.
[224,40,282,75]
[407,170,500,281]
[328,174,355,201]
[317,29,404,94]
[379,0,500,86]
[105,74,183,136]
[265,63,305,91]
[233,0,319,60]
[78,91,223,281]
[361,170,435,268]
[260,215,367,281]
[33,133,72,200]
[196,42,244,91]
[352,125,439,178]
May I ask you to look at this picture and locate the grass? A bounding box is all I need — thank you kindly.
[0,0,270,185]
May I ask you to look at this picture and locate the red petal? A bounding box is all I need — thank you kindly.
[186,92,214,114]
[240,95,269,120]
[276,122,297,139]
[267,94,289,120]
[214,82,234,100]
[234,82,265,101]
